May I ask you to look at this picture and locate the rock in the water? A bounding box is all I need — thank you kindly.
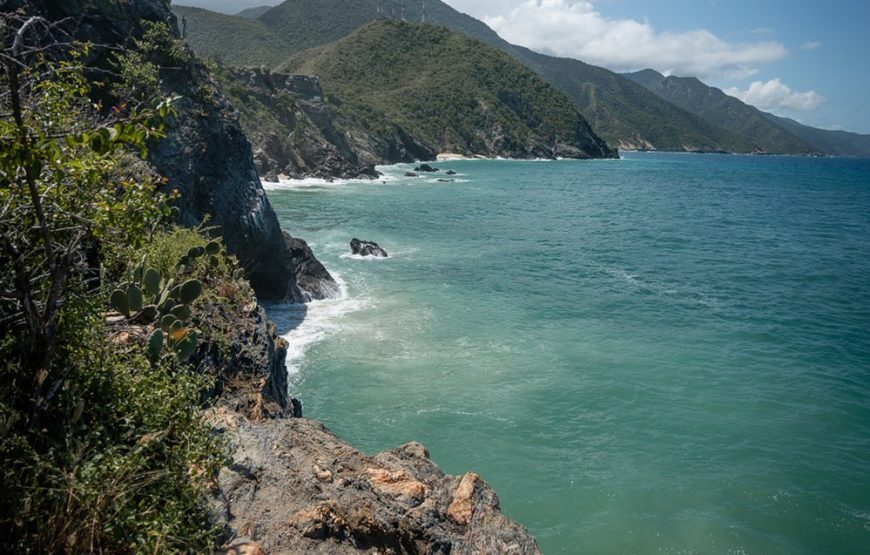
[350,238,389,258]
[437,178,455,183]
[405,171,419,177]
[414,163,439,172]
[207,417,542,555]
[284,232,341,302]
[445,170,457,175]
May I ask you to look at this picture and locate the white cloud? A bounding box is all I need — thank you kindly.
[800,41,822,51]
[482,0,787,78]
[724,79,825,111]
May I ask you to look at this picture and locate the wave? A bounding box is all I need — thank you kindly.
[264,274,367,376]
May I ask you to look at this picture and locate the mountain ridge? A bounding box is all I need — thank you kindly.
[174,0,755,153]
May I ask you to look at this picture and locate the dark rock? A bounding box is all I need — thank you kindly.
[350,238,389,258]
[414,163,439,172]
[445,170,457,175]
[194,301,299,420]
[263,169,279,183]
[437,179,455,183]
[405,171,419,177]
[285,232,341,302]
[206,417,542,555]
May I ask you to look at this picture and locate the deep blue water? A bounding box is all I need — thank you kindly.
[266,152,870,554]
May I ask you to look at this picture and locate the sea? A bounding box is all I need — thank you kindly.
[263,152,870,554]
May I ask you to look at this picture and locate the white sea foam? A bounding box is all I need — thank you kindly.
[261,173,400,191]
[264,274,366,376]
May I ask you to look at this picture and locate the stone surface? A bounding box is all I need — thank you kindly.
[350,238,389,258]
[221,67,380,180]
[285,232,341,302]
[207,417,542,555]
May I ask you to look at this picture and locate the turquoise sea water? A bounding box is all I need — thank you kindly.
[265,152,870,554]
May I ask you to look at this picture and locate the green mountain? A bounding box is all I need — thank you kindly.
[624,69,819,155]
[235,5,272,19]
[762,114,870,158]
[277,20,615,162]
[173,0,754,152]
[173,5,289,67]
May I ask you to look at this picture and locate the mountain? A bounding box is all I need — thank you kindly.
[174,5,290,67]
[277,20,615,162]
[762,114,870,158]
[173,0,755,153]
[625,69,819,155]
[235,5,272,19]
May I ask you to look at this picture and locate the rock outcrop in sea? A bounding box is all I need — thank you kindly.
[351,238,389,258]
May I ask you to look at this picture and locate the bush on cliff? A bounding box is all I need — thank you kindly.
[0,17,227,552]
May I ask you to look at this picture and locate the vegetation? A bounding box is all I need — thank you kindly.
[173,5,291,67]
[279,20,611,157]
[0,16,245,552]
[171,0,761,152]
[625,69,819,154]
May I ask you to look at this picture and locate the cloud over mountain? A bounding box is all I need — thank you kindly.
[724,79,825,112]
[483,0,787,78]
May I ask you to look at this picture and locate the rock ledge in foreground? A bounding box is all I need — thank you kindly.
[207,415,541,555]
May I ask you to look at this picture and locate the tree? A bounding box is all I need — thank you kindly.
[0,14,172,416]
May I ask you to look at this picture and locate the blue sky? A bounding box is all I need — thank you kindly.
[181,0,870,133]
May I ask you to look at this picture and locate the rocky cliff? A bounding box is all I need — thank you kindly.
[217,67,379,180]
[209,415,542,555]
[9,0,336,301]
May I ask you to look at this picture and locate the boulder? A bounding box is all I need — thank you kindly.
[405,171,419,177]
[414,163,439,172]
[445,170,457,175]
[284,232,341,302]
[350,238,389,258]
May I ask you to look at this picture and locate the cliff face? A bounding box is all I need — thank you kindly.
[218,67,379,180]
[11,0,336,301]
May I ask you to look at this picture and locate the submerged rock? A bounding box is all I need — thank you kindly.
[350,238,389,258]
[445,170,457,175]
[405,171,419,177]
[207,417,542,555]
[415,163,439,172]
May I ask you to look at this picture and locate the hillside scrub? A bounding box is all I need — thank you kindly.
[0,16,238,552]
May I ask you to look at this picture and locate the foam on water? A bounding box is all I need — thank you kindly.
[264,274,366,376]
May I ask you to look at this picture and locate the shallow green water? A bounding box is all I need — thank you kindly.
[265,153,870,554]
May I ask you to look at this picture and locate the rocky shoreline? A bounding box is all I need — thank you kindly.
[12,1,544,550]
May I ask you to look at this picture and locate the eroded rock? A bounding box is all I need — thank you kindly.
[350,238,389,258]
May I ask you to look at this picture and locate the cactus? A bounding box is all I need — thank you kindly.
[127,283,144,313]
[147,329,163,362]
[187,246,204,259]
[160,313,177,332]
[143,268,161,296]
[205,240,221,255]
[209,255,219,268]
[110,289,130,317]
[171,304,191,321]
[233,268,245,280]
[179,279,202,304]
[174,330,198,361]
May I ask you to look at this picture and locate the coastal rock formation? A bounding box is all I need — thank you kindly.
[219,67,379,180]
[350,238,389,258]
[14,0,333,302]
[207,416,542,555]
[284,232,341,302]
[415,164,439,173]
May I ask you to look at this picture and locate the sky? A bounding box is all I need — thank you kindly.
[180,0,870,134]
